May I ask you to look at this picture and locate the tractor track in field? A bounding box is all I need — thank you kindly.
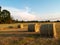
[0,31,40,37]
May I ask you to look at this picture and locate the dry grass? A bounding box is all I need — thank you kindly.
[0,22,60,45]
[0,37,59,45]
[55,22,60,39]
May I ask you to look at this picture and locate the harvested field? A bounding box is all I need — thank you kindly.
[0,37,59,45]
[0,22,60,45]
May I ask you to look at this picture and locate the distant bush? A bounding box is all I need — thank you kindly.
[8,26,13,28]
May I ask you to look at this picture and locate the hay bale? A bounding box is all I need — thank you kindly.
[28,24,35,32]
[40,24,53,37]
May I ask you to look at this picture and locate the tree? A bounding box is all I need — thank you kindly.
[0,6,1,14]
[56,20,60,22]
[0,6,12,23]
[0,6,1,23]
[2,10,12,23]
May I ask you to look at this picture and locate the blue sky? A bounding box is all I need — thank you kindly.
[0,0,60,21]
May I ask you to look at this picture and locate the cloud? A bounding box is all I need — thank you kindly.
[1,6,60,21]
[2,6,40,21]
[25,6,31,12]
[40,13,60,21]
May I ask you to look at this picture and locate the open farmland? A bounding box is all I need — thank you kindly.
[0,22,59,38]
[0,22,60,45]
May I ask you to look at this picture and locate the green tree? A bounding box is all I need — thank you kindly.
[0,6,1,14]
[1,10,12,23]
[0,6,12,23]
[0,6,2,23]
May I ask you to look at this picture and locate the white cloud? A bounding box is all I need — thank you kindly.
[25,6,31,12]
[2,6,40,21]
[1,6,60,21]
[40,13,60,21]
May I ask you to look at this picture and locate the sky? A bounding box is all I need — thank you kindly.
[0,0,60,21]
